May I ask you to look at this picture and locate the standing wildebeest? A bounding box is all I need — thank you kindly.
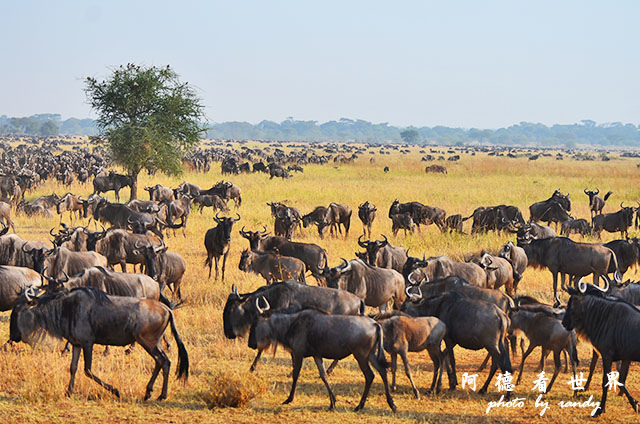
[498,241,527,291]
[249,307,396,412]
[529,189,571,226]
[390,212,416,236]
[375,313,447,398]
[444,214,464,233]
[166,196,194,237]
[409,256,487,287]
[389,199,446,232]
[144,185,174,202]
[357,235,407,274]
[173,181,201,199]
[253,162,268,173]
[0,201,16,233]
[223,282,364,371]
[512,221,556,240]
[33,245,108,279]
[274,208,298,240]
[194,194,229,214]
[238,249,306,284]
[592,202,636,239]
[584,188,612,219]
[604,237,640,277]
[94,229,161,272]
[302,206,331,238]
[402,290,512,393]
[477,253,516,296]
[135,243,186,303]
[425,165,447,174]
[269,164,290,180]
[518,232,621,304]
[0,265,41,311]
[358,201,376,238]
[328,203,352,238]
[322,259,405,311]
[10,287,188,401]
[92,172,132,202]
[560,218,591,237]
[204,213,240,281]
[562,282,640,417]
[56,193,84,224]
[239,227,328,281]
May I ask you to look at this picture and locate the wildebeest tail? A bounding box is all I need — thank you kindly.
[159,293,176,310]
[603,191,613,201]
[570,331,579,366]
[374,323,389,369]
[169,311,189,380]
[358,299,366,315]
[461,214,473,222]
[498,317,512,372]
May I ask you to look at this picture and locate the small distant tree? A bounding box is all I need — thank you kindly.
[39,120,59,136]
[400,129,420,144]
[85,64,206,200]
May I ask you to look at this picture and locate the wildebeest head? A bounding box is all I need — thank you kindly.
[222,285,262,339]
[239,226,268,250]
[248,296,272,349]
[358,201,376,224]
[478,253,499,271]
[552,189,571,212]
[499,241,516,260]
[584,188,599,204]
[321,259,352,288]
[389,199,400,217]
[0,223,8,236]
[21,242,50,274]
[516,223,534,244]
[619,202,636,227]
[562,280,609,332]
[238,249,255,272]
[357,235,388,265]
[133,240,166,281]
[9,286,43,343]
[214,212,240,242]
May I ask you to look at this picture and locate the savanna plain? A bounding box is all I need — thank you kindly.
[0,140,639,424]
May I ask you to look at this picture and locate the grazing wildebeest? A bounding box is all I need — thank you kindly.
[253,162,268,173]
[402,290,512,393]
[322,259,405,311]
[0,265,41,311]
[10,287,188,400]
[328,203,352,238]
[92,172,132,202]
[269,164,290,180]
[592,203,636,239]
[287,164,304,173]
[444,214,464,233]
[144,184,174,202]
[223,282,364,372]
[358,201,376,238]
[584,188,612,219]
[204,213,240,281]
[425,165,447,174]
[238,162,251,173]
[238,249,306,284]
[604,238,640,277]
[375,312,447,398]
[249,307,396,412]
[389,199,446,232]
[239,227,328,281]
[529,189,571,226]
[560,218,591,237]
[173,181,201,199]
[0,201,16,233]
[194,194,229,214]
[562,281,640,417]
[302,206,331,238]
[357,235,407,274]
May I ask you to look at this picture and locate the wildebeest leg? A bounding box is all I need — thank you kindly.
[426,345,444,394]
[535,348,549,372]
[584,349,599,392]
[82,344,120,398]
[354,356,375,412]
[477,353,490,372]
[478,349,500,394]
[120,262,126,273]
[66,345,82,397]
[325,359,340,375]
[593,356,613,417]
[617,360,639,411]
[221,252,228,282]
[553,272,561,306]
[516,343,536,385]
[213,256,219,280]
[283,354,303,405]
[399,350,420,400]
[390,352,398,391]
[141,343,169,401]
[545,350,562,393]
[62,341,71,355]
[313,356,336,410]
[249,349,263,372]
[367,350,396,412]
[445,342,457,390]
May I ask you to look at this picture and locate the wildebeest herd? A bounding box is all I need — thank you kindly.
[2,138,640,418]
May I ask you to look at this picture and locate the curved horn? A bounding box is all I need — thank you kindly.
[232,285,239,297]
[595,188,599,195]
[24,286,34,302]
[357,235,369,248]
[260,225,268,235]
[134,239,145,249]
[61,271,69,283]
[215,212,222,222]
[380,234,389,246]
[599,276,610,293]
[49,228,57,237]
[21,242,31,253]
[239,226,248,236]
[407,272,416,285]
[234,213,241,222]
[255,296,270,315]
[584,188,589,195]
[578,278,587,293]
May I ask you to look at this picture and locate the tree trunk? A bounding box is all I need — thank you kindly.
[129,170,139,201]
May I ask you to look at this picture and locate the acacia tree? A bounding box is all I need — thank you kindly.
[85,64,206,200]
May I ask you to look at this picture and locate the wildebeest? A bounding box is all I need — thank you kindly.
[408,256,487,287]
[584,188,612,219]
[375,312,447,398]
[389,212,416,236]
[425,165,447,174]
[92,172,132,202]
[477,253,516,296]
[322,259,405,311]
[248,308,396,412]
[357,235,407,274]
[592,203,636,239]
[357,201,376,238]
[10,287,188,400]
[444,214,464,233]
[0,201,16,233]
[239,227,328,281]
[0,265,41,311]
[328,203,352,238]
[273,207,298,240]
[89,198,163,238]
[511,221,556,240]
[173,181,201,199]
[238,249,306,284]
[194,194,229,214]
[498,241,527,291]
[604,238,640,277]
[269,164,290,179]
[529,189,571,225]
[127,199,161,214]
[252,162,268,173]
[135,243,186,302]
[35,245,108,279]
[56,193,84,224]
[94,229,161,272]
[204,213,240,281]
[302,206,331,238]
[144,184,174,202]
[562,282,640,417]
[166,196,194,237]
[389,199,446,232]
[402,291,512,393]
[560,218,591,237]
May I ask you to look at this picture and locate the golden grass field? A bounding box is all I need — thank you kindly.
[0,141,639,423]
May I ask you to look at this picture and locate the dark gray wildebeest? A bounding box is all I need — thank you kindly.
[476,253,517,297]
[269,164,290,180]
[92,172,132,202]
[267,202,302,223]
[444,214,464,234]
[173,181,201,199]
[134,242,186,303]
[56,193,84,224]
[302,206,332,238]
[253,162,268,173]
[407,256,486,288]
[560,218,591,237]
[248,307,396,412]
[425,165,447,174]
[511,221,556,239]
[374,312,447,398]
[321,259,405,312]
[223,281,364,372]
[401,290,512,394]
[603,238,640,277]
[584,188,612,219]
[389,212,416,236]
[328,203,352,238]
[204,213,240,281]
[144,184,174,202]
[89,198,164,238]
[528,189,571,227]
[592,202,636,239]
[238,249,306,284]
[238,162,251,173]
[194,194,229,214]
[510,308,578,393]
[517,231,621,305]
[287,164,304,173]
[389,199,446,232]
[356,235,407,274]
[94,229,162,272]
[273,207,298,240]
[0,265,41,311]
[562,281,640,417]
[0,201,16,233]
[199,180,241,208]
[357,201,376,238]
[10,287,188,401]
[239,227,328,282]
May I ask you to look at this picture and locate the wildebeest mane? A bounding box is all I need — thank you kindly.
[572,292,640,346]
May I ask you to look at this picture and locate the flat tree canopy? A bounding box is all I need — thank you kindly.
[85,64,206,200]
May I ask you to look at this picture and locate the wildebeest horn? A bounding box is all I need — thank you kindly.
[584,188,588,195]
[595,188,599,195]
[357,235,369,248]
[407,273,416,285]
[233,213,241,222]
[255,296,270,315]
[406,285,422,301]
[60,271,69,283]
[599,275,610,293]
[578,278,586,293]
[24,286,35,302]
[21,242,32,253]
[232,285,239,297]
[134,240,144,249]
[239,226,248,236]
[620,201,626,209]
[214,212,222,222]
[339,258,351,273]
[380,234,389,246]
[49,228,58,237]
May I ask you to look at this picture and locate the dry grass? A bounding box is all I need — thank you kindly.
[0,141,639,423]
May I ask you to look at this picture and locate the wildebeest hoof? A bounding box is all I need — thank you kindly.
[157,394,166,401]
[282,397,293,405]
[478,388,487,394]
[144,393,151,401]
[113,389,120,399]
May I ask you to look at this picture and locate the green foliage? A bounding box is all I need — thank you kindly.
[400,128,420,143]
[85,64,206,198]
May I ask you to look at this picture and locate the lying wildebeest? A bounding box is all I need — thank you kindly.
[402,290,512,393]
[238,249,306,284]
[239,227,328,282]
[529,189,571,226]
[562,281,640,417]
[0,265,41,311]
[92,172,132,202]
[358,201,376,238]
[584,188,612,220]
[444,214,464,233]
[592,202,636,239]
[204,213,240,281]
[560,218,591,237]
[425,165,447,174]
[375,312,447,398]
[518,232,621,304]
[10,287,188,400]
[322,258,405,311]
[249,307,396,412]
[223,282,364,371]
[604,238,640,277]
[357,235,407,274]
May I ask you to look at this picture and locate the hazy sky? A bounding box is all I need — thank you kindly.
[2,1,638,128]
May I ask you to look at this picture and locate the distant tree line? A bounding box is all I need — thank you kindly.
[2,114,640,147]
